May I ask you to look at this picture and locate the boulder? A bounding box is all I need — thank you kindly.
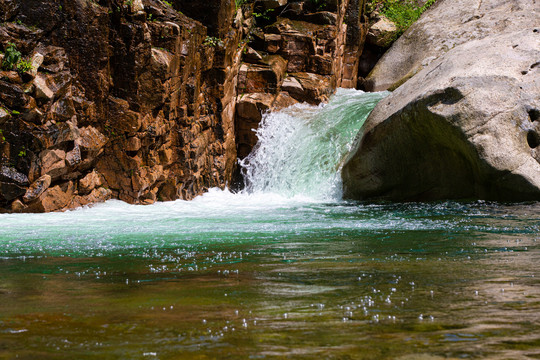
[21,52,44,81]
[0,107,10,123]
[0,80,27,108]
[366,16,399,48]
[284,72,334,104]
[33,73,54,101]
[364,0,539,91]
[0,165,28,202]
[23,174,51,203]
[40,149,67,179]
[342,28,540,201]
[243,47,264,64]
[78,170,102,195]
[26,181,74,212]
[70,186,112,209]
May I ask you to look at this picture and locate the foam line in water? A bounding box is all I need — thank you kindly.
[240,88,389,200]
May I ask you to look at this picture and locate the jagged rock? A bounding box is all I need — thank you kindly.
[0,80,27,108]
[11,199,26,212]
[243,47,263,64]
[65,144,81,167]
[107,96,141,134]
[23,174,51,203]
[125,137,141,152]
[79,170,102,195]
[284,72,333,104]
[49,97,76,122]
[77,126,107,153]
[150,48,173,76]
[39,46,68,74]
[0,107,10,123]
[264,34,282,53]
[364,0,539,91]
[281,75,303,93]
[302,11,338,25]
[307,55,332,75]
[343,28,540,201]
[236,93,275,121]
[0,70,22,84]
[271,91,298,111]
[0,165,28,202]
[70,186,112,209]
[33,73,54,101]
[40,149,67,180]
[238,55,287,94]
[0,165,28,186]
[366,16,398,47]
[21,52,43,81]
[235,92,275,158]
[131,0,144,14]
[26,181,74,212]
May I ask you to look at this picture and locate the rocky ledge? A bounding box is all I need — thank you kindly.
[0,0,369,212]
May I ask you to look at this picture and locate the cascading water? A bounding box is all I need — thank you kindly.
[240,88,389,200]
[0,90,538,359]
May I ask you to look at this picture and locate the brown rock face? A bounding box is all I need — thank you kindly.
[233,0,368,162]
[0,0,368,211]
[0,0,247,211]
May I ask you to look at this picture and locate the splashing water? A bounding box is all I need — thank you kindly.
[240,88,389,200]
[0,89,539,360]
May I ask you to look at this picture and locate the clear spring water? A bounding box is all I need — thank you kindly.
[0,90,539,359]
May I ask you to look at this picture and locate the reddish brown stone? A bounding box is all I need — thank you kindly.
[23,174,51,203]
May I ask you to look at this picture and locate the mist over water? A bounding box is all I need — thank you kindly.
[0,89,539,359]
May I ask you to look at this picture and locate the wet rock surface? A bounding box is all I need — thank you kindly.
[0,0,368,212]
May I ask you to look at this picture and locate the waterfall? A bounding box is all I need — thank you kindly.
[240,88,389,200]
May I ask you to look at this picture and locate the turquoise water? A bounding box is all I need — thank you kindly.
[0,90,539,359]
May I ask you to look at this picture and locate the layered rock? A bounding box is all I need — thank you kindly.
[343,0,540,201]
[0,0,248,212]
[234,0,368,162]
[0,0,373,212]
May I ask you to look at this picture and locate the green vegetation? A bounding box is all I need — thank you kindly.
[235,0,247,10]
[16,59,33,73]
[18,146,26,157]
[1,43,21,71]
[253,8,274,21]
[204,36,223,47]
[163,0,172,6]
[1,43,33,74]
[370,0,437,39]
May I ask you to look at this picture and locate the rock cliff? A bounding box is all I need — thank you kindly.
[0,0,369,212]
[343,0,540,201]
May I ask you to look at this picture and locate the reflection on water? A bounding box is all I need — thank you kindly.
[0,194,539,359]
